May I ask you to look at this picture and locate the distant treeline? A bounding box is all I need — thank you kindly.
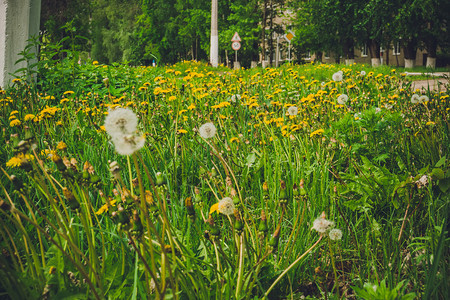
[40,0,449,67]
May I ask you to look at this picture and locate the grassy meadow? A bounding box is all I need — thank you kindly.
[0,56,449,299]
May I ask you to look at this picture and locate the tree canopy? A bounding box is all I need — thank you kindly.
[39,0,449,66]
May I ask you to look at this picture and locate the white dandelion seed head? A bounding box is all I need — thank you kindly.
[329,228,343,241]
[337,94,349,105]
[360,70,366,76]
[416,175,429,189]
[332,72,343,82]
[231,94,241,103]
[411,94,420,104]
[199,122,217,139]
[112,134,145,156]
[288,106,298,116]
[312,217,335,233]
[375,107,381,114]
[384,103,393,110]
[218,197,236,216]
[104,107,138,138]
[419,95,429,103]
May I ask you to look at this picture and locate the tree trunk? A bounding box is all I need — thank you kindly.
[343,38,355,59]
[369,39,380,67]
[343,39,354,65]
[385,46,389,66]
[425,38,437,69]
[403,40,417,69]
[334,52,340,64]
[315,51,323,63]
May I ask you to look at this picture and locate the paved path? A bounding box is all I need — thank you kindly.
[408,72,449,92]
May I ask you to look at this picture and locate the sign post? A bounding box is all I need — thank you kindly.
[231,32,241,69]
[284,30,295,63]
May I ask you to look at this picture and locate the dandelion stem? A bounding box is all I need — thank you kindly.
[328,238,340,298]
[264,236,323,298]
[127,232,162,297]
[127,155,133,195]
[236,234,245,298]
[282,196,306,264]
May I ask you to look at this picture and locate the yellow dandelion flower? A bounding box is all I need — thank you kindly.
[310,129,324,138]
[145,191,154,205]
[93,61,99,65]
[63,91,75,95]
[153,87,162,95]
[56,141,67,150]
[209,203,219,215]
[178,129,188,134]
[95,199,117,215]
[426,121,435,126]
[10,119,21,127]
[6,153,34,168]
[41,149,57,158]
[6,156,23,167]
[187,103,196,110]
[168,95,177,101]
[24,114,35,121]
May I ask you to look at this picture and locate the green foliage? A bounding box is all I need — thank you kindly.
[1,48,449,298]
[352,279,416,300]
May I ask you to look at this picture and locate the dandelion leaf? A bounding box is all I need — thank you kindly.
[430,168,445,180]
[438,177,450,193]
[434,156,446,168]
[246,152,257,167]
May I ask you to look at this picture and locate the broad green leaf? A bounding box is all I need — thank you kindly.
[246,152,257,167]
[430,168,445,180]
[435,156,446,168]
[438,178,450,193]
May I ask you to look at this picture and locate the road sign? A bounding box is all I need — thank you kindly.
[284,31,295,42]
[231,41,241,51]
[231,32,241,42]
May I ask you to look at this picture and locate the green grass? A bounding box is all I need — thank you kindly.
[0,49,449,299]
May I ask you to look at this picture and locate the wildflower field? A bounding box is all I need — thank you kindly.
[1,57,449,299]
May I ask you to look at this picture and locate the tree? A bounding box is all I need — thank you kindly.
[290,0,363,64]
[359,0,398,67]
[418,0,450,68]
[40,0,91,56]
[221,0,261,67]
[90,0,141,64]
